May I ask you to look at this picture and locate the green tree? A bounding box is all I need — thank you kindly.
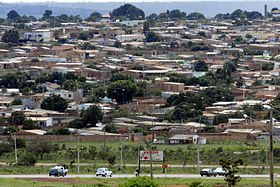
[46,127,70,135]
[231,9,243,19]
[64,72,78,80]
[220,158,244,187]
[81,43,96,50]
[0,72,29,88]
[27,142,59,160]
[168,9,186,19]
[146,88,161,97]
[86,12,102,22]
[18,152,37,166]
[8,111,26,126]
[213,114,229,125]
[62,80,77,91]
[11,99,22,105]
[0,143,13,156]
[22,119,38,130]
[111,4,145,20]
[8,137,26,148]
[107,153,117,166]
[78,33,90,40]
[107,80,138,104]
[2,29,19,43]
[3,126,18,135]
[130,127,147,136]
[113,40,122,48]
[194,60,208,72]
[143,21,150,34]
[121,176,159,187]
[110,73,134,82]
[42,10,52,20]
[41,95,68,112]
[68,118,84,129]
[262,63,274,71]
[80,105,103,127]
[104,123,118,133]
[146,32,160,42]
[187,12,205,20]
[7,10,20,20]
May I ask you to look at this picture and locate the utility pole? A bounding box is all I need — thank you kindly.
[14,133,17,164]
[120,138,127,169]
[257,137,260,174]
[138,135,140,173]
[269,108,274,187]
[197,136,200,174]
[103,126,106,148]
[149,142,153,180]
[77,130,80,173]
[266,136,268,170]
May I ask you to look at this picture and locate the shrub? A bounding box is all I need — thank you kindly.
[120,176,159,187]
[18,152,37,166]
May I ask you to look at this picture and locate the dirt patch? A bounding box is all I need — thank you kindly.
[18,178,116,186]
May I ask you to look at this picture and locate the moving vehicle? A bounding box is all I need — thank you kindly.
[49,166,68,177]
[96,168,113,177]
[54,166,68,175]
[200,168,217,177]
[214,167,228,175]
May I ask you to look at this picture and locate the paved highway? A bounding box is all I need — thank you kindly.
[0,174,274,179]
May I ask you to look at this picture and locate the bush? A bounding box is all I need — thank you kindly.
[8,137,26,148]
[121,176,159,187]
[45,127,70,135]
[3,126,18,135]
[11,99,22,105]
[18,152,37,166]
[107,154,117,166]
[104,123,118,133]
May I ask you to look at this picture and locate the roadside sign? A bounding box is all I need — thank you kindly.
[140,151,163,161]
[162,163,168,169]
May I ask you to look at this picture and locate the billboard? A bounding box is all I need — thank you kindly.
[140,151,163,161]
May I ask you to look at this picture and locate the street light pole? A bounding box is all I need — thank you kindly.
[120,138,127,169]
[269,108,274,187]
[245,103,275,187]
[197,136,200,174]
[14,133,17,164]
[149,141,153,180]
[77,130,80,173]
[257,137,260,174]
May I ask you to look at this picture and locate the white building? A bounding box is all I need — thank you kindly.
[22,29,52,42]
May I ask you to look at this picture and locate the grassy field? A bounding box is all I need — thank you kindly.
[57,140,274,151]
[76,177,272,187]
[0,178,90,187]
[0,177,273,187]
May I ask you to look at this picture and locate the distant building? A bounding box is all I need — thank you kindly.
[21,29,52,42]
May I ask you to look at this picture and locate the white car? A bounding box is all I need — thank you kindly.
[214,167,228,175]
[96,168,113,177]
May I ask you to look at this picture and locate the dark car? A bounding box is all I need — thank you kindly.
[49,168,65,177]
[200,168,217,177]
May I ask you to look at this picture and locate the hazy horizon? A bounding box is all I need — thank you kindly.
[0,0,280,2]
[0,1,278,18]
